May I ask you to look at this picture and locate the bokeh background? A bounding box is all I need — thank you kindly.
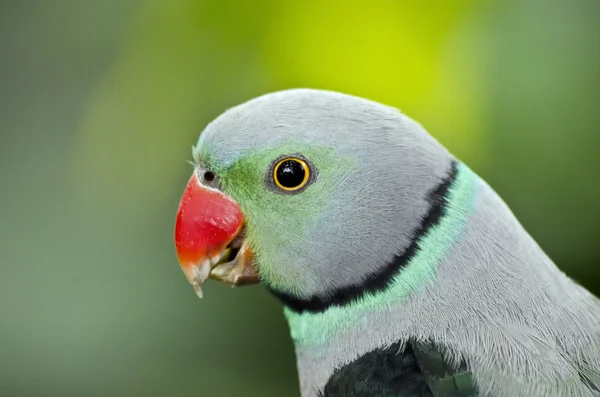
[1,0,599,396]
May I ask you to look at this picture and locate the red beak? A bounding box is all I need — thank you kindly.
[175,173,245,297]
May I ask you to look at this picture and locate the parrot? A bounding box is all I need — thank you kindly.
[174,89,600,397]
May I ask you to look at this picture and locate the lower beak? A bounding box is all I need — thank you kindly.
[174,173,259,298]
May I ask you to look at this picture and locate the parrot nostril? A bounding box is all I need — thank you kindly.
[203,171,215,182]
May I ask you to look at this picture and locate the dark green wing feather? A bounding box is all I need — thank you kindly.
[411,340,477,397]
[321,340,477,397]
[579,362,600,393]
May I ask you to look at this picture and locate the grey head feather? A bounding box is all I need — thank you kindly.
[197,88,453,299]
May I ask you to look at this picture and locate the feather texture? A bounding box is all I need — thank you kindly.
[321,340,476,397]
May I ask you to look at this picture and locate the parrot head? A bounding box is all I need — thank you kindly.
[175,89,451,304]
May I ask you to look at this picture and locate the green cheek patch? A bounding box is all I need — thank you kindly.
[211,143,355,293]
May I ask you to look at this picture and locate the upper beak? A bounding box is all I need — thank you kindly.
[174,172,259,298]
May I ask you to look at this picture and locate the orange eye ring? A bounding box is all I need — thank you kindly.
[273,157,310,191]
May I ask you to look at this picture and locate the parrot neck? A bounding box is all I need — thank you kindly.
[282,161,479,348]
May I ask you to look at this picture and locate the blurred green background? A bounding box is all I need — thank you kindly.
[1,0,599,396]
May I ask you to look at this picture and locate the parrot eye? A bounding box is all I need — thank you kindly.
[272,157,311,192]
[203,171,215,182]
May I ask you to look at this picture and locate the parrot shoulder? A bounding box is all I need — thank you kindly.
[579,364,600,394]
[320,340,476,397]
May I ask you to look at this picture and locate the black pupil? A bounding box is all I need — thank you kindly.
[203,171,215,182]
[277,160,305,188]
